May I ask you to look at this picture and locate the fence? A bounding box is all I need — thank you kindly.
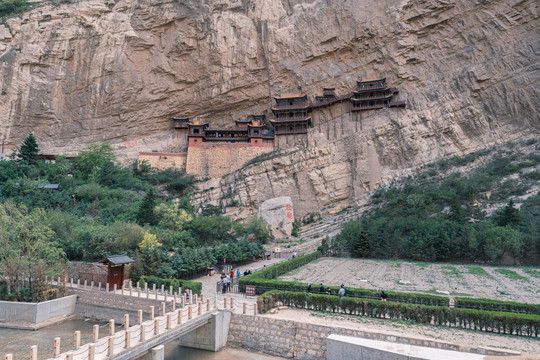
[0,295,77,325]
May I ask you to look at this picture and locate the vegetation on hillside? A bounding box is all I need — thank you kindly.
[0,137,269,301]
[326,139,540,264]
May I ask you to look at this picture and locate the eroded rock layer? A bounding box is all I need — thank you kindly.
[0,0,538,215]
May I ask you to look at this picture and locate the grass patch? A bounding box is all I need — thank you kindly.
[466,266,494,278]
[494,269,530,282]
[522,268,540,279]
[442,265,461,278]
[415,262,430,270]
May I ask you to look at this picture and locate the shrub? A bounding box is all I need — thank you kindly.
[454,298,540,315]
[259,291,539,337]
[138,275,202,295]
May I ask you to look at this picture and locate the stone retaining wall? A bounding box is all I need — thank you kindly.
[0,295,76,326]
[68,288,173,325]
[227,314,519,359]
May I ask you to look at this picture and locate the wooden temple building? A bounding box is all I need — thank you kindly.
[270,94,312,135]
[182,116,274,147]
[351,79,405,111]
[171,77,404,146]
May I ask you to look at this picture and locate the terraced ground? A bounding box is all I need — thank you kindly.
[279,257,540,304]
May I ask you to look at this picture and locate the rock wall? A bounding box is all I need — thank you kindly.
[227,314,519,359]
[138,152,187,171]
[186,142,273,178]
[0,0,538,214]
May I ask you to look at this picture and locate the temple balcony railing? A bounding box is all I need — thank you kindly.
[274,115,311,121]
[352,104,385,111]
[204,137,250,142]
[272,103,311,110]
[274,129,308,135]
[352,93,393,101]
[355,83,387,91]
[389,100,406,107]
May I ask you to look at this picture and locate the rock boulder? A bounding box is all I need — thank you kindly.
[258,197,294,239]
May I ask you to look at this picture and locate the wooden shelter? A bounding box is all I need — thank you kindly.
[99,254,134,290]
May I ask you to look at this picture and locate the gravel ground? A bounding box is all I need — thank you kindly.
[279,258,540,303]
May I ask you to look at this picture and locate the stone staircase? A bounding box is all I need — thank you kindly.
[291,206,367,253]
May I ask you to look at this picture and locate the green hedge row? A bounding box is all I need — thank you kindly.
[244,251,322,280]
[239,251,448,306]
[139,276,202,295]
[455,297,540,315]
[258,291,539,337]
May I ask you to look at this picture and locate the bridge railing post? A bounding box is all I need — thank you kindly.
[125,329,131,348]
[88,344,95,360]
[161,302,166,316]
[243,302,247,314]
[198,302,202,315]
[138,310,143,324]
[194,294,198,304]
[107,336,114,356]
[109,319,115,335]
[177,309,183,325]
[140,324,146,341]
[207,298,210,311]
[30,345,37,360]
[166,313,171,330]
[53,337,60,357]
[124,314,130,329]
[66,351,73,360]
[93,325,99,342]
[171,299,176,312]
[230,297,233,310]
[74,330,81,349]
[150,306,155,320]
[223,298,227,309]
[154,318,160,335]
[5,354,13,360]
[188,306,192,320]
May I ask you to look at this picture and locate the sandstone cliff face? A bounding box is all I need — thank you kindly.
[0,0,538,215]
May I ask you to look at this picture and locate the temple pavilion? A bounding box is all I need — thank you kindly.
[184,116,273,146]
[270,94,312,135]
[351,79,405,111]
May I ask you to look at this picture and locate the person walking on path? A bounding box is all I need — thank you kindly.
[319,283,325,294]
[338,285,346,298]
[381,291,388,302]
[236,269,241,278]
[307,283,312,293]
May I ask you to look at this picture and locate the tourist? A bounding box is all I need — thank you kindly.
[381,291,387,302]
[236,269,241,278]
[249,266,254,274]
[307,283,312,293]
[319,283,324,294]
[326,287,332,295]
[338,284,346,298]
[222,277,229,294]
[292,251,297,259]
[244,269,249,276]
[229,269,235,278]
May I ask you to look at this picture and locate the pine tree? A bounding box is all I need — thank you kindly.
[495,199,522,228]
[17,133,39,164]
[136,189,157,226]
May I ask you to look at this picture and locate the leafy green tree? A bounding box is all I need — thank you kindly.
[0,202,66,301]
[0,0,29,17]
[17,133,39,165]
[484,226,523,263]
[73,143,116,180]
[245,216,271,243]
[188,215,233,244]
